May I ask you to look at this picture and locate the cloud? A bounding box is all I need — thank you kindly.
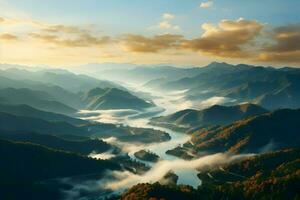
[163,13,175,20]
[0,16,18,25]
[1,14,299,66]
[0,16,44,27]
[0,16,112,48]
[181,18,264,58]
[0,17,5,23]
[258,51,300,64]
[198,96,236,109]
[124,18,264,58]
[258,24,300,64]
[0,16,14,24]
[150,13,181,31]
[21,20,114,48]
[41,24,86,34]
[266,24,300,52]
[121,34,183,53]
[158,21,180,30]
[0,33,18,41]
[200,1,213,8]
[89,151,115,160]
[29,32,113,48]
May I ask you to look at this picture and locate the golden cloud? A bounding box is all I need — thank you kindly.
[125,19,263,58]
[0,33,18,41]
[266,24,300,52]
[42,25,85,34]
[0,16,42,27]
[258,51,300,63]
[122,34,183,53]
[1,15,299,65]
[181,18,264,58]
[0,16,112,48]
[29,32,112,48]
[257,24,300,63]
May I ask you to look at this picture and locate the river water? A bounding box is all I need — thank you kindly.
[79,85,202,189]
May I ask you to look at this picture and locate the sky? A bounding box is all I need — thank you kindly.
[0,0,299,67]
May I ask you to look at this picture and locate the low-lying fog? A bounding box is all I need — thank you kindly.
[105,153,253,190]
[73,83,244,199]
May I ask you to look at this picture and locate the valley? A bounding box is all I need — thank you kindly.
[0,62,299,200]
[1,2,299,199]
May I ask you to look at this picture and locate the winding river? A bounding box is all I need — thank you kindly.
[79,84,202,191]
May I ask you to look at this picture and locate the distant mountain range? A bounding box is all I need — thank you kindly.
[0,104,86,126]
[0,75,84,109]
[0,67,132,111]
[94,65,203,84]
[69,61,300,111]
[0,67,120,92]
[0,67,155,113]
[0,88,77,115]
[151,103,268,131]
[1,62,300,111]
[144,62,300,110]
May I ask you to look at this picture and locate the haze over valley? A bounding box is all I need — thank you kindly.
[0,1,299,200]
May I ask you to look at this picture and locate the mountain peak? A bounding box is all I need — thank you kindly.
[83,87,153,110]
[205,62,234,70]
[208,61,230,66]
[206,62,254,71]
